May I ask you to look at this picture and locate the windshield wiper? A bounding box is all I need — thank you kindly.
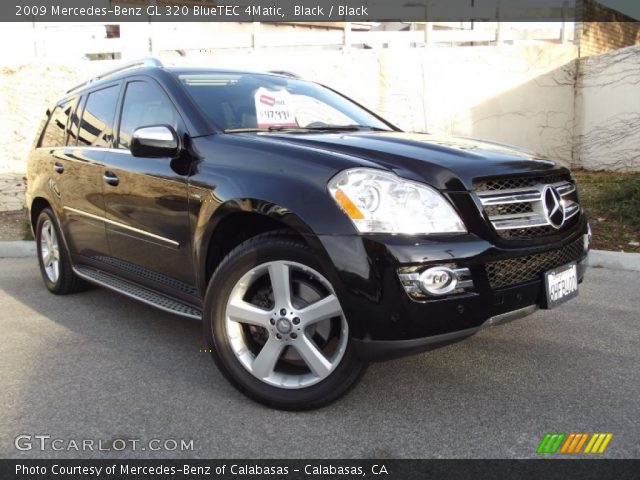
[224,125,391,134]
[224,126,306,133]
[302,124,391,132]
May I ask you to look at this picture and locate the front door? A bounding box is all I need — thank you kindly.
[102,78,195,291]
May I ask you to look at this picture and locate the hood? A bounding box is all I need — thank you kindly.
[252,131,564,191]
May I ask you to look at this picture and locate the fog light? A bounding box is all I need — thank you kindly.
[398,265,473,299]
[420,267,458,295]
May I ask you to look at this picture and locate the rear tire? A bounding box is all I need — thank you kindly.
[203,233,367,410]
[35,208,88,295]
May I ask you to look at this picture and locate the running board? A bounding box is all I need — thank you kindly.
[73,265,202,320]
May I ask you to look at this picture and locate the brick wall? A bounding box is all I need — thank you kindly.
[577,0,640,57]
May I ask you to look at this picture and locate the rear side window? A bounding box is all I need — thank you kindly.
[117,81,179,150]
[40,101,72,148]
[78,85,120,147]
[67,96,85,146]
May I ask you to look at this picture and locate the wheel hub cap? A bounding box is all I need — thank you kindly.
[275,318,292,335]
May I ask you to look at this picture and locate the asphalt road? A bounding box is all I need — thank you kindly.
[1,258,638,459]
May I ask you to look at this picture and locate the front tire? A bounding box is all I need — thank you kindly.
[204,233,366,410]
[35,208,87,295]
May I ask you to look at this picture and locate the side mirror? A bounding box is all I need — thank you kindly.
[130,125,179,158]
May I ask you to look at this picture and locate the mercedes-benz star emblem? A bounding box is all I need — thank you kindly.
[276,318,292,335]
[542,185,565,229]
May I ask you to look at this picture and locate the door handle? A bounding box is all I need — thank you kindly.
[103,171,119,187]
[53,162,64,174]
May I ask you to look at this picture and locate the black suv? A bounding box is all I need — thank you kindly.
[27,58,589,409]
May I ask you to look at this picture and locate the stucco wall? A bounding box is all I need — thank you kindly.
[574,45,640,171]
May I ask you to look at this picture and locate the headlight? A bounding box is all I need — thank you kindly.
[328,168,466,234]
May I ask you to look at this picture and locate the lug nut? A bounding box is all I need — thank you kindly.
[290,333,297,339]
[280,308,287,316]
[270,318,275,325]
[276,334,282,339]
[293,317,300,325]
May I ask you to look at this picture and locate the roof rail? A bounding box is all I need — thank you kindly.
[268,70,301,79]
[66,57,164,93]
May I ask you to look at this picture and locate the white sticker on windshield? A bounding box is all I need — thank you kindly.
[254,87,297,128]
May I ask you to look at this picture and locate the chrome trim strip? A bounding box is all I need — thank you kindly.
[398,272,420,282]
[488,211,538,221]
[478,190,541,206]
[37,146,130,154]
[554,182,576,196]
[491,215,549,230]
[489,202,578,230]
[564,201,580,219]
[477,181,575,206]
[63,206,179,248]
[483,305,538,328]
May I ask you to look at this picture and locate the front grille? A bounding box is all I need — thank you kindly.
[474,174,568,192]
[486,237,585,289]
[474,173,580,240]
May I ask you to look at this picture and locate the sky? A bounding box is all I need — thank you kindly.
[598,0,640,19]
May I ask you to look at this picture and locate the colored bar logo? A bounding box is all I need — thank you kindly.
[537,433,613,454]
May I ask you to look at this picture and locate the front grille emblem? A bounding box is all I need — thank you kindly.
[542,185,565,229]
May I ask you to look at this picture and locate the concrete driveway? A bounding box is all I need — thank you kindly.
[0,258,638,459]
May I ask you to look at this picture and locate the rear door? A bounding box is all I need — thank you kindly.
[61,84,121,260]
[102,78,195,290]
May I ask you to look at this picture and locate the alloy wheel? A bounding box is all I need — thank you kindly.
[39,219,60,283]
[224,260,348,389]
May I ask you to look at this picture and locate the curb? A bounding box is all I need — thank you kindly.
[0,242,639,272]
[588,249,640,272]
[0,240,36,258]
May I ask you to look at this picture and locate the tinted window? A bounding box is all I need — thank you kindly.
[78,85,119,147]
[40,101,72,147]
[67,96,85,146]
[118,81,178,150]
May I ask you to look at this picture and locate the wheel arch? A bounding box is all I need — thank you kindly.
[196,198,329,294]
[29,196,52,235]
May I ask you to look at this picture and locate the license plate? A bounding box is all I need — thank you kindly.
[543,262,578,309]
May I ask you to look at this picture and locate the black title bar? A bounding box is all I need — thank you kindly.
[2,459,640,480]
[5,0,640,22]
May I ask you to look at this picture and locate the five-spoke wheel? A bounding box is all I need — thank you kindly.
[225,260,348,388]
[39,218,60,283]
[204,234,366,409]
[35,208,87,294]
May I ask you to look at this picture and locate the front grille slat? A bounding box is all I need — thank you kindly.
[486,237,585,289]
[485,202,534,217]
[473,173,580,240]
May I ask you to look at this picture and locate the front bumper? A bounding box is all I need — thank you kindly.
[317,217,589,361]
[352,305,539,361]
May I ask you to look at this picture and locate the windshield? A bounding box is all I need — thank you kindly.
[177,72,394,132]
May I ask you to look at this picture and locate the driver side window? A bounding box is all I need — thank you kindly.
[118,81,178,150]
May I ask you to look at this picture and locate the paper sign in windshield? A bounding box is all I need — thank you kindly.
[254,87,297,128]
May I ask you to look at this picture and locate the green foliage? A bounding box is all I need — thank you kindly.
[574,171,640,252]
